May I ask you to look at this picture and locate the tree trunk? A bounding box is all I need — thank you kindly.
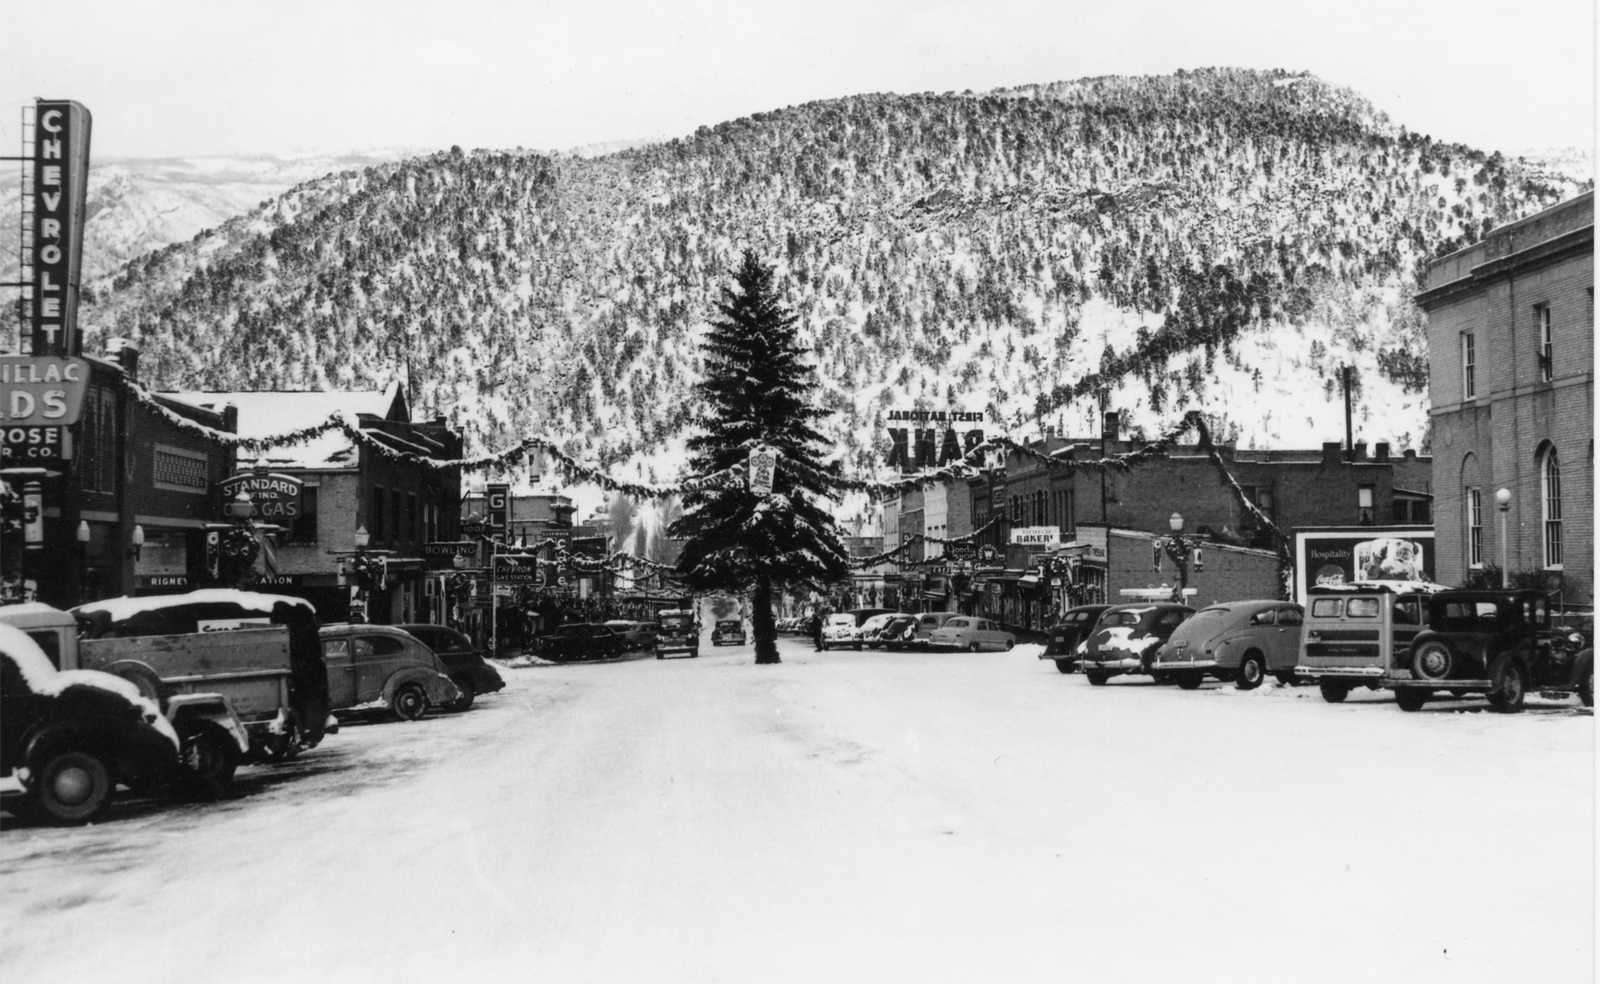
[752,575,780,664]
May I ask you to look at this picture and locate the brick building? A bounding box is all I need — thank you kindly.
[1417,191,1593,606]
[168,383,463,624]
[2,342,236,606]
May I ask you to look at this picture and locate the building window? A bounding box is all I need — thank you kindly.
[1543,447,1562,568]
[371,486,386,542]
[1461,333,1476,400]
[289,485,319,543]
[152,444,209,493]
[1466,487,1483,568]
[77,384,118,494]
[392,489,404,546]
[1357,485,1375,526]
[1536,305,1553,382]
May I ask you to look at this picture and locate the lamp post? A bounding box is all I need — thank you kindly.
[1495,487,1511,589]
[1162,511,1201,602]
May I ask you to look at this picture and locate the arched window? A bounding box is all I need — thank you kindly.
[1542,446,1562,567]
[1460,453,1482,568]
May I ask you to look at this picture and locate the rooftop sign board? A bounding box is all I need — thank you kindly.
[31,100,92,357]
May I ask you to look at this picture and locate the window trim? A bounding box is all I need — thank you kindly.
[1461,332,1476,400]
[1537,304,1553,383]
[1542,447,1563,569]
[152,443,210,495]
[1466,486,1483,569]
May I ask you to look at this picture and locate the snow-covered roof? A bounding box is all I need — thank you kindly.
[162,382,405,469]
[74,588,316,622]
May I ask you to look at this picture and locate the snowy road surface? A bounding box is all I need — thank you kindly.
[1,637,1591,983]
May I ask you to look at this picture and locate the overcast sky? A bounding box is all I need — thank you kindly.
[1,0,1592,159]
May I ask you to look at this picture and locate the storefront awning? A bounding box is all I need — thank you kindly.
[922,590,946,599]
[1017,574,1040,586]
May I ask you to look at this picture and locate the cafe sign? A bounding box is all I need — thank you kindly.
[219,472,304,521]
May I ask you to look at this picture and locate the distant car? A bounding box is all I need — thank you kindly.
[911,612,960,649]
[711,620,747,646]
[1079,604,1195,685]
[537,623,627,663]
[1040,605,1111,674]
[603,620,658,652]
[821,614,861,650]
[857,613,901,648]
[395,623,505,712]
[928,616,1017,652]
[318,624,460,721]
[654,610,699,659]
[1,624,181,825]
[845,608,895,628]
[875,614,920,650]
[1151,601,1305,690]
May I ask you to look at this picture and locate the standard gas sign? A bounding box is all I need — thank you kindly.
[219,472,304,521]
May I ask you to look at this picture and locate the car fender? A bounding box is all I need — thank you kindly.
[21,718,175,790]
[383,667,458,707]
[102,659,167,705]
[165,693,251,754]
[1569,649,1593,689]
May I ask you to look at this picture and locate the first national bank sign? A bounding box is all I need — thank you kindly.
[884,408,984,472]
[31,100,93,358]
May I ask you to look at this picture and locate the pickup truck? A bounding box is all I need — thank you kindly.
[1,589,332,785]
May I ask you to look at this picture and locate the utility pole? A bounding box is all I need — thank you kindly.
[1342,365,1355,458]
[1101,396,1114,605]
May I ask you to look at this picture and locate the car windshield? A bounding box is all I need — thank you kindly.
[659,616,692,629]
[1310,598,1343,618]
[1192,607,1232,621]
[717,621,740,629]
[1105,611,1143,626]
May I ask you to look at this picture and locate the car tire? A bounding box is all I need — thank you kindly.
[1575,652,1593,708]
[392,682,429,721]
[447,677,476,712]
[181,725,239,790]
[1177,673,1204,690]
[1488,659,1528,713]
[1395,689,1429,712]
[1318,680,1350,703]
[1236,652,1266,691]
[1054,659,1074,674]
[854,642,862,651]
[1273,671,1298,686]
[1085,670,1110,686]
[1412,640,1455,682]
[1005,640,1015,650]
[968,643,980,653]
[28,748,115,825]
[262,719,303,763]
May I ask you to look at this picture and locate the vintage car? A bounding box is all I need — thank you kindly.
[857,613,900,648]
[1,624,180,825]
[873,614,920,650]
[1388,590,1594,712]
[537,623,627,663]
[1151,601,1305,690]
[318,624,460,720]
[654,610,699,659]
[911,611,960,649]
[1295,585,1434,703]
[1040,605,1111,674]
[602,620,659,652]
[394,623,505,711]
[711,619,747,647]
[821,614,862,650]
[927,616,1017,652]
[1079,604,1195,685]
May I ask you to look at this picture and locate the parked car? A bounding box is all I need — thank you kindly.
[821,614,861,650]
[602,620,658,653]
[857,613,901,648]
[845,608,895,628]
[911,611,960,649]
[875,614,921,650]
[537,623,627,663]
[318,624,460,721]
[1079,604,1195,685]
[711,619,747,646]
[1,624,181,825]
[1040,605,1111,674]
[654,610,699,659]
[1152,601,1306,690]
[1388,590,1594,712]
[928,616,1017,652]
[395,623,505,712]
[1295,586,1433,703]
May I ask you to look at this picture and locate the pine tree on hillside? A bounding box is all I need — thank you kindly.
[668,250,850,664]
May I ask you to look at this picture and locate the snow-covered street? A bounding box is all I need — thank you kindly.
[1,636,1591,984]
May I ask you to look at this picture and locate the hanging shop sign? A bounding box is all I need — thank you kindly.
[219,472,304,521]
[748,447,776,497]
[30,100,93,357]
[1,357,90,426]
[486,483,510,533]
[884,409,984,472]
[492,553,543,584]
[423,540,478,570]
[1009,526,1061,547]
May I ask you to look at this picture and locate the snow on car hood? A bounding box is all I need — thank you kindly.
[0,624,180,751]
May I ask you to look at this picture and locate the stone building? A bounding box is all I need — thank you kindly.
[1418,191,1592,606]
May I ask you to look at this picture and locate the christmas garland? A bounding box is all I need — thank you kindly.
[848,516,1004,569]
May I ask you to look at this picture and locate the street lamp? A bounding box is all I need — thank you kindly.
[76,520,91,603]
[1495,487,1512,589]
[129,524,145,560]
[354,524,371,550]
[225,489,254,522]
[1161,511,1200,601]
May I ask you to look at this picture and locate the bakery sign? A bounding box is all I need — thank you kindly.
[1009,526,1061,547]
[219,472,304,521]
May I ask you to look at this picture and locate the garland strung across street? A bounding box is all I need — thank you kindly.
[848,516,1004,569]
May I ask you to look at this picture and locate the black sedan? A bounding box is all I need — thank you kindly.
[535,624,627,663]
[396,623,506,711]
[1040,605,1112,674]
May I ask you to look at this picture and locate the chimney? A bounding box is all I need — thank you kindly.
[222,402,239,435]
[1374,442,1391,461]
[108,338,140,382]
[1403,448,1417,460]
[1353,441,1368,462]
[1322,441,1343,465]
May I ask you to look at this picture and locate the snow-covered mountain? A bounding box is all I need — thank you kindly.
[73,69,1589,495]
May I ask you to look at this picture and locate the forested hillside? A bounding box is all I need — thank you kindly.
[76,69,1589,482]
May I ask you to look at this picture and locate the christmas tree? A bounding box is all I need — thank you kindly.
[669,250,850,663]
